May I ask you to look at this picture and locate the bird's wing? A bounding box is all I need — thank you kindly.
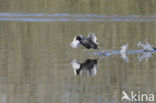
[87,33,98,44]
[70,36,81,48]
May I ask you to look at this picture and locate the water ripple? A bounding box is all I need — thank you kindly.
[0,13,156,22]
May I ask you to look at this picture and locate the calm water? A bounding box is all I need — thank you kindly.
[0,0,156,103]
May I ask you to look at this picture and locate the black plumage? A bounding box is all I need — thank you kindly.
[71,59,98,76]
[71,33,98,49]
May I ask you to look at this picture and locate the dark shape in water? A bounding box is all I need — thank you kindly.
[71,59,98,76]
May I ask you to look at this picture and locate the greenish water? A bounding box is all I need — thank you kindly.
[0,0,156,103]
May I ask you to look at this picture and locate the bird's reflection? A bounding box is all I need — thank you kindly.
[70,59,98,76]
[70,40,156,76]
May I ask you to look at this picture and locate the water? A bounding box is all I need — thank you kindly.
[0,0,156,103]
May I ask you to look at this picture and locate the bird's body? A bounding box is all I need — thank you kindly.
[70,33,98,49]
[79,38,97,49]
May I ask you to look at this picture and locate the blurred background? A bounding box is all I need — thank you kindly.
[0,0,156,103]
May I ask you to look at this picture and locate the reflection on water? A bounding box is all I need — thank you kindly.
[70,41,156,102]
[71,59,98,76]
[71,41,156,76]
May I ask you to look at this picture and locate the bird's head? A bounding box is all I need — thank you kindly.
[76,34,83,41]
